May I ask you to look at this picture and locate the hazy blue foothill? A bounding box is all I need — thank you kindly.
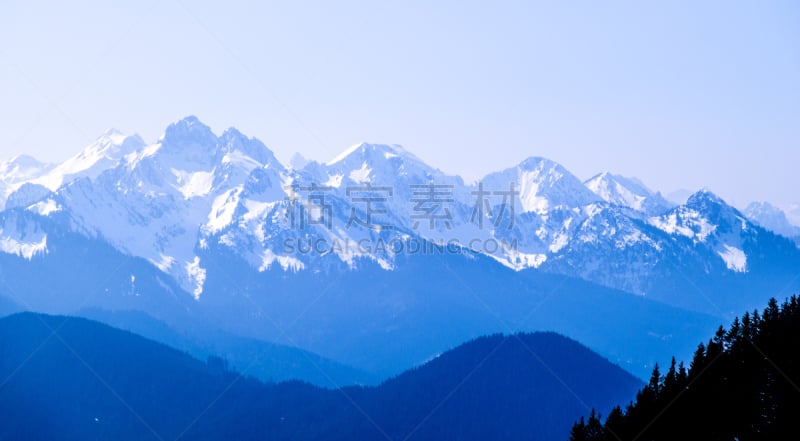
[0,313,641,441]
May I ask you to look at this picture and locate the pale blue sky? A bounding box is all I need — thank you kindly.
[1,1,798,207]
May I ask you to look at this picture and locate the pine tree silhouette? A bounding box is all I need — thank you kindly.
[569,295,800,441]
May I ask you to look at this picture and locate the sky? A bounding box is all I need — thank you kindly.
[1,0,798,208]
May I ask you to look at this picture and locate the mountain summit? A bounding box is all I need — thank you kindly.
[482,156,600,213]
[744,201,800,243]
[585,171,672,215]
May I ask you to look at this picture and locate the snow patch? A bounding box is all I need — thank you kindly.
[616,230,660,251]
[518,168,552,213]
[221,150,262,171]
[324,174,344,188]
[206,187,240,233]
[185,256,206,300]
[649,210,715,242]
[549,233,569,253]
[0,234,47,259]
[242,199,275,222]
[376,257,395,270]
[492,251,547,270]
[28,199,61,216]
[172,169,214,199]
[348,162,372,183]
[125,143,161,166]
[150,254,175,272]
[717,245,747,272]
[259,250,305,272]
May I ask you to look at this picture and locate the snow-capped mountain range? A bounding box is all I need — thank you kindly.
[1,116,798,306]
[2,116,800,383]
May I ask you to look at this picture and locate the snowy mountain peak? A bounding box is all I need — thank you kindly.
[167,115,205,131]
[46,119,293,297]
[0,156,53,210]
[681,189,747,230]
[745,201,784,221]
[517,156,563,171]
[218,127,282,171]
[482,156,600,213]
[88,130,145,157]
[100,127,124,138]
[326,142,423,167]
[159,116,217,155]
[0,155,51,181]
[645,189,756,273]
[585,172,672,215]
[2,154,46,169]
[650,189,747,245]
[744,201,800,240]
[585,172,647,197]
[96,128,144,151]
[744,201,784,220]
[685,189,728,210]
[151,117,281,175]
[318,143,444,189]
[31,130,145,191]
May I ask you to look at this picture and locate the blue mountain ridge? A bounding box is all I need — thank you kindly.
[0,312,642,441]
